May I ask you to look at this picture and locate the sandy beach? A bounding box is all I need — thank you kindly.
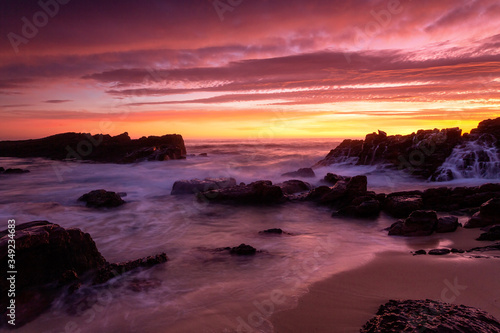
[271,228,500,333]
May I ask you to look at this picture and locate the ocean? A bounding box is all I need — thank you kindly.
[0,138,497,333]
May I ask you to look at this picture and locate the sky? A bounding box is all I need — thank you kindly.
[0,0,499,140]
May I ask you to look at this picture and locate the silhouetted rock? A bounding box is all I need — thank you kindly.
[436,216,460,233]
[428,248,451,255]
[387,210,438,236]
[259,228,285,235]
[313,139,363,167]
[361,299,500,332]
[277,179,312,195]
[230,244,257,255]
[334,196,380,218]
[322,173,349,185]
[171,177,237,195]
[281,167,315,178]
[3,168,30,174]
[0,221,167,328]
[464,198,500,228]
[0,132,186,163]
[0,167,3,172]
[413,249,426,255]
[384,193,423,218]
[477,226,500,241]
[78,189,125,208]
[197,180,284,205]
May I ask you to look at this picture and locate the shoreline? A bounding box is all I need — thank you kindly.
[270,228,500,333]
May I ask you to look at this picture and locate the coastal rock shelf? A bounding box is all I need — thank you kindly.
[313,117,500,180]
[0,132,186,163]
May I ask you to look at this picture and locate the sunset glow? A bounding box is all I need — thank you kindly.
[1,0,500,139]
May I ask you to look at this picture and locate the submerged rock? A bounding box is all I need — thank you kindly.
[2,168,30,174]
[0,221,167,327]
[428,248,451,255]
[387,210,438,236]
[230,244,257,255]
[361,299,500,332]
[78,189,125,208]
[171,177,237,195]
[281,167,315,178]
[197,180,284,205]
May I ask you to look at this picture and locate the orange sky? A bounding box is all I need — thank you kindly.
[1,0,499,140]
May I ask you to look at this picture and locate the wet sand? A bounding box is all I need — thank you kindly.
[271,228,500,333]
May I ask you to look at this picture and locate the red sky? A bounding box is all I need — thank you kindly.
[1,0,499,139]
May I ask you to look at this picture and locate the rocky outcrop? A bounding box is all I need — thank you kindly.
[0,132,186,163]
[216,244,258,255]
[387,210,438,236]
[171,177,237,195]
[281,167,315,178]
[0,221,167,327]
[197,180,284,205]
[384,191,423,218]
[314,117,500,179]
[464,198,500,228]
[477,226,500,241]
[361,299,500,333]
[78,189,126,208]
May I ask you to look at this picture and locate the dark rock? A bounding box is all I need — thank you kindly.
[0,221,168,327]
[477,225,500,241]
[360,299,500,332]
[0,167,3,172]
[436,216,460,233]
[346,175,367,196]
[0,132,186,163]
[197,180,284,205]
[322,173,348,185]
[281,167,315,178]
[468,243,500,252]
[277,179,312,194]
[3,168,30,174]
[313,139,364,167]
[126,278,162,292]
[229,244,257,255]
[259,228,284,235]
[171,177,237,195]
[387,210,438,236]
[413,249,426,255]
[336,197,380,218]
[465,198,500,228]
[384,194,423,218]
[428,248,451,255]
[451,248,465,253]
[198,153,208,157]
[78,189,125,208]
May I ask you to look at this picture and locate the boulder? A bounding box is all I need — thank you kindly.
[322,173,349,185]
[78,189,125,208]
[281,167,315,178]
[477,225,500,241]
[277,179,312,194]
[464,198,500,228]
[171,177,237,195]
[259,228,286,235]
[435,216,460,233]
[428,248,451,255]
[0,221,167,327]
[413,249,426,255]
[387,210,438,236]
[361,299,500,332]
[197,180,284,205]
[384,194,423,218]
[335,197,380,218]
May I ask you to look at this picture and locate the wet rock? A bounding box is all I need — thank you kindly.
[322,173,349,185]
[230,244,257,255]
[436,216,460,233]
[259,228,285,235]
[387,210,438,236]
[413,249,426,255]
[171,177,237,195]
[197,180,284,205]
[78,189,125,208]
[428,248,451,255]
[0,221,168,327]
[281,167,315,178]
[198,153,208,157]
[477,225,500,241]
[451,248,465,253]
[313,139,364,167]
[0,132,186,163]
[360,299,500,332]
[384,193,423,218]
[464,198,500,228]
[277,179,312,194]
[335,197,380,218]
[126,278,162,292]
[468,243,500,252]
[3,168,30,174]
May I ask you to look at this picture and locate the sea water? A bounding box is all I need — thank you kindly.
[0,139,497,333]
